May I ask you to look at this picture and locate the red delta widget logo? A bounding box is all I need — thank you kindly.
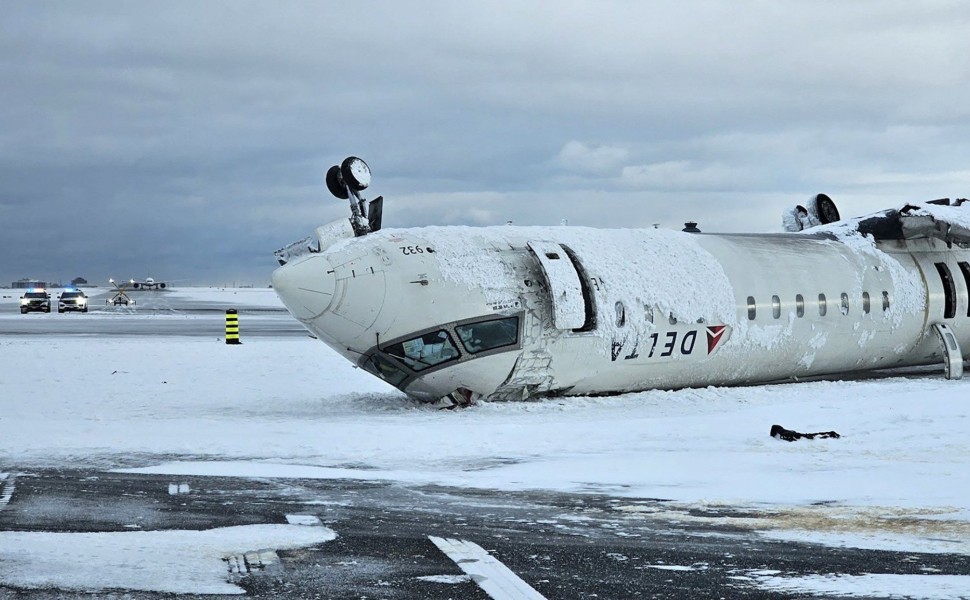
[611,325,730,362]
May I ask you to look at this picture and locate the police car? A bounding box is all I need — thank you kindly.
[20,289,51,314]
[57,288,89,313]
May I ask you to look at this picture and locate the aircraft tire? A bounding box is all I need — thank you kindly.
[326,165,349,199]
[340,156,370,191]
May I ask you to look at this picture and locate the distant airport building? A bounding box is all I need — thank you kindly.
[11,278,48,289]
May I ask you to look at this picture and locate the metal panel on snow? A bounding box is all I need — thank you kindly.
[527,241,586,330]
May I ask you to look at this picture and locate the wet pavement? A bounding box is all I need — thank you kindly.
[1,469,968,599]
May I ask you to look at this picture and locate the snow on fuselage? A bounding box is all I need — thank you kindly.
[272,211,968,402]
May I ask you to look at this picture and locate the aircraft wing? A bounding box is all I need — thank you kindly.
[855,201,970,244]
[899,205,970,243]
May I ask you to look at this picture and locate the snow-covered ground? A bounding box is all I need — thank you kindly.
[2,287,969,596]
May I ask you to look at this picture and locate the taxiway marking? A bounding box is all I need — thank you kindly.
[0,473,13,510]
[167,482,190,495]
[429,536,546,600]
[285,514,322,526]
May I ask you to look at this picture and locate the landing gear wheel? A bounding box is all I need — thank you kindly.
[340,156,371,192]
[326,165,349,200]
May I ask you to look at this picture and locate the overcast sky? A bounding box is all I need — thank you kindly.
[2,1,969,286]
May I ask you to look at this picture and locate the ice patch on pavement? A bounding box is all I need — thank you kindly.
[0,524,336,594]
[737,570,970,599]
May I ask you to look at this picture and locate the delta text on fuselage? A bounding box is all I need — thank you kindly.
[272,157,969,404]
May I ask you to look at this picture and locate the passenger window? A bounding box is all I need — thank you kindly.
[645,305,654,323]
[747,296,756,320]
[840,293,850,315]
[383,330,460,371]
[615,301,626,327]
[882,291,891,312]
[795,294,805,318]
[862,292,871,314]
[456,317,519,354]
[818,293,827,317]
[772,295,781,319]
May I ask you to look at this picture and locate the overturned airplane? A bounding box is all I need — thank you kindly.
[273,157,969,404]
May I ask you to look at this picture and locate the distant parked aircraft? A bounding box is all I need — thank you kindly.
[129,277,171,290]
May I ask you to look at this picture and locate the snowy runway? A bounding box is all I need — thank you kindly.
[1,287,969,598]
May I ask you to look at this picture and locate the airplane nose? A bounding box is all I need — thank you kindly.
[271,255,337,321]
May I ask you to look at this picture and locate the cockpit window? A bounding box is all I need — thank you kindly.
[360,353,409,386]
[455,317,519,354]
[382,330,460,371]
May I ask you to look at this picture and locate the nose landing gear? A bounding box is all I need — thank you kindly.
[325,156,383,237]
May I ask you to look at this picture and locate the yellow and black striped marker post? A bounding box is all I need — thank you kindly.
[225,309,240,344]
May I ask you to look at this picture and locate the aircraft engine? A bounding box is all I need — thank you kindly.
[159,282,166,289]
[132,282,141,289]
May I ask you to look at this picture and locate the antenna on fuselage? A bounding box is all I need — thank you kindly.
[325,156,382,236]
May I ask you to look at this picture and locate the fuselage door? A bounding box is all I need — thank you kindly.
[527,240,587,330]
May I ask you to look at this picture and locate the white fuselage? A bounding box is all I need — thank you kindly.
[272,215,968,402]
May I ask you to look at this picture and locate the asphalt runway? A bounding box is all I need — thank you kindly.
[3,470,968,600]
[2,291,969,598]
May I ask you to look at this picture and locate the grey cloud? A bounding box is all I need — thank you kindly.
[2,1,969,285]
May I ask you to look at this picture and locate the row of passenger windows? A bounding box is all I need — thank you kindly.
[625,291,891,326]
[746,292,891,321]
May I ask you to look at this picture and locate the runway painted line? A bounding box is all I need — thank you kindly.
[0,473,13,510]
[167,482,190,495]
[429,536,547,600]
[285,514,322,526]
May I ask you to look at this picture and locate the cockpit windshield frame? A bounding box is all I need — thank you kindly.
[381,329,461,372]
[455,315,520,356]
[358,312,524,391]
